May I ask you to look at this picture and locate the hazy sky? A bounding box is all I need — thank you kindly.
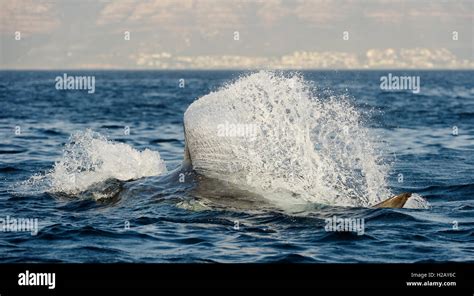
[1,0,473,69]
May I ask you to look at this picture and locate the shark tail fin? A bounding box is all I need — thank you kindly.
[373,192,412,209]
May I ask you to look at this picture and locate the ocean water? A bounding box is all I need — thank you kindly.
[0,70,473,263]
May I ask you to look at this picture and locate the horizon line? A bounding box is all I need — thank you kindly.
[1,68,473,71]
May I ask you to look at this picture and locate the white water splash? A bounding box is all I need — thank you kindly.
[184,71,404,207]
[17,130,167,195]
[404,193,431,209]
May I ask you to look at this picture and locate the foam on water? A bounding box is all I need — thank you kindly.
[184,71,405,207]
[16,130,167,196]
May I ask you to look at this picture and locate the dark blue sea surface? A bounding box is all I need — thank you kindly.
[0,70,473,263]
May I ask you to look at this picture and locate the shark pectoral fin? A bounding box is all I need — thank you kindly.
[373,192,412,209]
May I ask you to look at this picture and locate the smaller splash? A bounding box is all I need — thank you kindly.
[16,130,166,196]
